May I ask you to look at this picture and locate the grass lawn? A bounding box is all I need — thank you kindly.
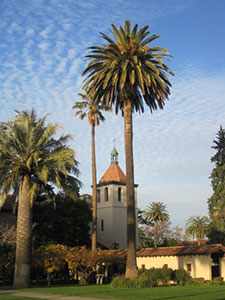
[0,296,47,300]
[2,284,223,300]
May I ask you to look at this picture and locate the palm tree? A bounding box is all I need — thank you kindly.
[73,90,111,252]
[82,20,174,278]
[185,216,209,245]
[144,202,170,248]
[0,110,81,288]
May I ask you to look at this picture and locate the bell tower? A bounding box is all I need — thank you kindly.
[96,147,138,249]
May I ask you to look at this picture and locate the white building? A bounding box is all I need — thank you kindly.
[96,147,138,249]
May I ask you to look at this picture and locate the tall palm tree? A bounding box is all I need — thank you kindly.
[144,202,170,248]
[82,20,174,278]
[0,110,81,288]
[73,90,111,252]
[185,216,209,245]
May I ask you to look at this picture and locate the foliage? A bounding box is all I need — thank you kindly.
[173,269,190,285]
[66,246,102,284]
[33,244,68,285]
[185,216,209,245]
[82,20,174,113]
[207,223,225,246]
[208,126,225,237]
[185,278,203,286]
[138,221,182,248]
[0,243,15,282]
[143,202,170,247]
[0,109,81,208]
[0,223,16,246]
[111,275,137,288]
[32,193,91,248]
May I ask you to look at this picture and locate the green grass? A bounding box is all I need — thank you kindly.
[13,284,225,300]
[0,296,47,300]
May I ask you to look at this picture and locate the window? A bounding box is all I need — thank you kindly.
[101,219,104,231]
[187,263,192,272]
[97,189,100,203]
[141,264,145,270]
[163,264,168,269]
[105,187,108,202]
[118,187,121,202]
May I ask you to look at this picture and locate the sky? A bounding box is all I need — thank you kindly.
[0,0,225,229]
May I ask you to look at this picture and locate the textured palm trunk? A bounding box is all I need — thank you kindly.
[91,123,97,252]
[13,175,32,288]
[154,221,158,248]
[124,99,138,279]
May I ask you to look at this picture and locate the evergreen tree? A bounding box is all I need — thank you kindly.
[208,126,225,232]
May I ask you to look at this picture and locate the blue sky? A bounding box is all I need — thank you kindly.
[0,0,225,228]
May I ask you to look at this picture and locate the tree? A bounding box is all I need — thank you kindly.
[138,220,183,248]
[185,216,209,245]
[33,193,91,248]
[0,110,81,288]
[82,20,173,278]
[144,202,170,248]
[73,90,111,252]
[208,126,225,232]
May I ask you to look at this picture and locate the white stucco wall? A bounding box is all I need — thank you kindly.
[137,256,179,270]
[137,255,212,280]
[178,255,211,280]
[220,257,225,279]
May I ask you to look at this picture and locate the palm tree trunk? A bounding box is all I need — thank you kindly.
[154,221,157,248]
[91,123,97,252]
[124,99,138,279]
[13,175,32,288]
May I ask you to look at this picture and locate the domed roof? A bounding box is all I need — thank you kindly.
[99,146,126,183]
[99,163,126,183]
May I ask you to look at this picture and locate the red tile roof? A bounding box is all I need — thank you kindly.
[137,245,225,257]
[99,163,126,183]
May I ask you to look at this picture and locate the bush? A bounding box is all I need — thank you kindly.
[173,269,190,285]
[210,277,225,286]
[138,270,158,288]
[185,279,202,286]
[111,275,137,288]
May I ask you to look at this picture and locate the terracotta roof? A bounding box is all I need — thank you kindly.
[137,245,225,257]
[99,163,126,183]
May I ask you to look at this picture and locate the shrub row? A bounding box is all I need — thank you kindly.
[111,268,225,288]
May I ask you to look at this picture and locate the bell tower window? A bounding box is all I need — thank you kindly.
[118,187,121,202]
[105,187,108,202]
[97,189,100,203]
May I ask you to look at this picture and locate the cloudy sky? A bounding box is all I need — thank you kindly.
[0,0,225,228]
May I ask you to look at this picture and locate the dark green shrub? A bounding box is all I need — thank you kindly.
[111,275,137,288]
[138,269,157,288]
[158,267,173,285]
[173,269,190,285]
[185,279,202,286]
[210,277,225,285]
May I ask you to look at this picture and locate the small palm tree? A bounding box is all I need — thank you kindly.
[0,110,81,288]
[73,89,111,252]
[185,216,209,245]
[144,201,170,248]
[82,20,173,278]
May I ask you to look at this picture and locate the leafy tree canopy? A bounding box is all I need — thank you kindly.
[33,192,92,248]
